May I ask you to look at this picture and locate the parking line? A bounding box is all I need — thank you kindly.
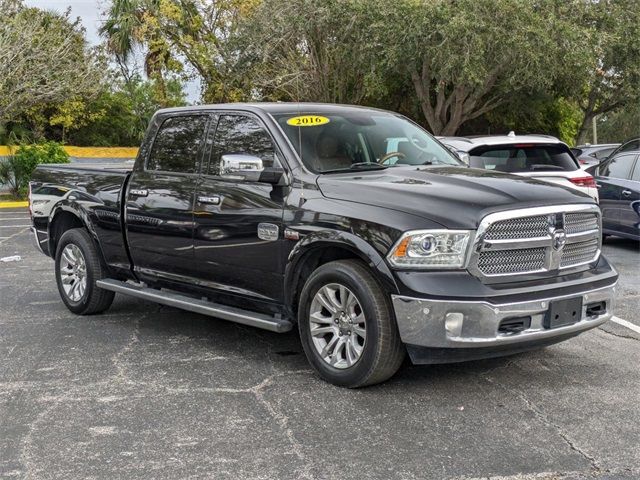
[0,217,30,220]
[0,224,31,228]
[611,316,640,334]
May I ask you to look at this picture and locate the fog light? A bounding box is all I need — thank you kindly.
[445,312,464,337]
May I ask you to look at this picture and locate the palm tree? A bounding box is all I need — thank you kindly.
[100,0,169,105]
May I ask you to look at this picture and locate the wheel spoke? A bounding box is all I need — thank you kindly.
[330,338,346,366]
[61,275,75,285]
[321,335,339,358]
[311,326,337,338]
[352,325,366,338]
[309,311,334,325]
[316,290,337,314]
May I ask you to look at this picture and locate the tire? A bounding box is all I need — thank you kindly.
[55,228,115,315]
[298,259,405,388]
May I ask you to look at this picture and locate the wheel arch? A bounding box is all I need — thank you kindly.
[48,203,107,266]
[284,231,399,321]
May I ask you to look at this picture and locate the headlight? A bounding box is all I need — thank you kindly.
[387,230,472,269]
[31,199,50,206]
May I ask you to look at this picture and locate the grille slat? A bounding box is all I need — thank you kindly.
[561,238,599,267]
[474,209,600,277]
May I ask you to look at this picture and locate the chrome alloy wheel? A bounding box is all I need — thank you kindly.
[309,283,366,369]
[60,244,87,302]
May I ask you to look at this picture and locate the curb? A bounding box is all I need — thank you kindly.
[0,201,28,208]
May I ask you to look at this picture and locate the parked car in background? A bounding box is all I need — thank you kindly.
[439,133,599,201]
[587,148,640,241]
[603,138,640,164]
[571,144,620,168]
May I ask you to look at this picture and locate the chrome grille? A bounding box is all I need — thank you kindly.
[477,248,546,275]
[470,205,601,279]
[565,213,599,234]
[561,238,599,268]
[484,215,548,240]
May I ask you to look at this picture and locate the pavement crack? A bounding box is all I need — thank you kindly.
[597,327,639,341]
[481,373,601,473]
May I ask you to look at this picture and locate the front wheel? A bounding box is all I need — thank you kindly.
[298,260,405,387]
[55,228,114,315]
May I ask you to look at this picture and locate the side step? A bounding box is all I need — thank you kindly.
[96,279,293,333]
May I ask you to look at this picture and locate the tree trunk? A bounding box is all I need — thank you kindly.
[576,111,595,145]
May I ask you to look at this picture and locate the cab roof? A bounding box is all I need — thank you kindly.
[156,102,394,117]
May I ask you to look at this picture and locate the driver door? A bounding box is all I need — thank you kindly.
[192,113,288,306]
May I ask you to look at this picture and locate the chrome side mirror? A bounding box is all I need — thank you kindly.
[220,153,285,184]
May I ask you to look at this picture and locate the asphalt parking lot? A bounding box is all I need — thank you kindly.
[1,207,639,480]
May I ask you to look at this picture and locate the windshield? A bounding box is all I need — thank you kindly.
[272,111,461,173]
[469,144,578,172]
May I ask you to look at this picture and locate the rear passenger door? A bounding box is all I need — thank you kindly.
[594,153,637,235]
[192,113,287,306]
[125,113,210,282]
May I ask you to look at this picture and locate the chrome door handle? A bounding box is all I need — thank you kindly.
[622,190,632,196]
[129,189,148,197]
[198,195,221,205]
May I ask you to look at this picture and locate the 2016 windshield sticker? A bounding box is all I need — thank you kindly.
[286,115,330,127]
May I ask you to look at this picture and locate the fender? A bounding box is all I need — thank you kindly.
[47,200,109,267]
[283,228,400,312]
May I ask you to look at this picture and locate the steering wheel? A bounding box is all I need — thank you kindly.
[378,151,406,165]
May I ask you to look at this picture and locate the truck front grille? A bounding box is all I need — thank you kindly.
[470,205,601,279]
[477,247,546,275]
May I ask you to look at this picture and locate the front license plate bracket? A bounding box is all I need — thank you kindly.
[544,297,583,329]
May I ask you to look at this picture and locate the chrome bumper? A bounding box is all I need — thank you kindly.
[391,284,616,349]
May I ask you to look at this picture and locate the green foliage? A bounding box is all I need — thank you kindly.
[0,142,69,198]
[0,1,104,125]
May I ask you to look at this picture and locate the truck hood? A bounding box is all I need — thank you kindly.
[315,166,594,229]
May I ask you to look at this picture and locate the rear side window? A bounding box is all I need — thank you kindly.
[208,115,278,175]
[147,115,208,173]
[469,145,577,172]
[601,154,636,179]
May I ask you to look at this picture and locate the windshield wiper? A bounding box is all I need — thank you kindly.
[321,163,388,174]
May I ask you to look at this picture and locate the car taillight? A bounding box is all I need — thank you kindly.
[570,176,597,188]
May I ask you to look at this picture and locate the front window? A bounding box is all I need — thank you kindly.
[272,111,461,173]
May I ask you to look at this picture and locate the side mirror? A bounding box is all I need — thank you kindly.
[220,154,285,184]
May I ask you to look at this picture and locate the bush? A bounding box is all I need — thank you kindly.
[0,142,69,199]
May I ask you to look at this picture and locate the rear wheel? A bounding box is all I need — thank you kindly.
[298,260,405,387]
[55,228,114,315]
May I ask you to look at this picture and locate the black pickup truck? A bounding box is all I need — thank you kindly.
[29,103,618,387]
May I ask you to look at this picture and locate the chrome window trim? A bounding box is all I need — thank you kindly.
[469,204,601,279]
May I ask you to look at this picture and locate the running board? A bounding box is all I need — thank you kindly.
[96,279,293,333]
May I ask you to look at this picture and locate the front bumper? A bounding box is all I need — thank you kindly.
[392,282,616,364]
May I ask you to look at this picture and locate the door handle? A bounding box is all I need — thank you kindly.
[622,190,632,196]
[129,189,148,197]
[198,195,221,205]
[595,182,602,189]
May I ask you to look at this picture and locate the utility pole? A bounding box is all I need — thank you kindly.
[592,115,598,144]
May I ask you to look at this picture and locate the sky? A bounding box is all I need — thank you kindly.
[24,0,200,102]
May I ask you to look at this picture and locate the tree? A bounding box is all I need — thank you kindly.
[0,1,103,125]
[375,0,587,135]
[101,0,255,103]
[236,0,391,105]
[573,0,640,144]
